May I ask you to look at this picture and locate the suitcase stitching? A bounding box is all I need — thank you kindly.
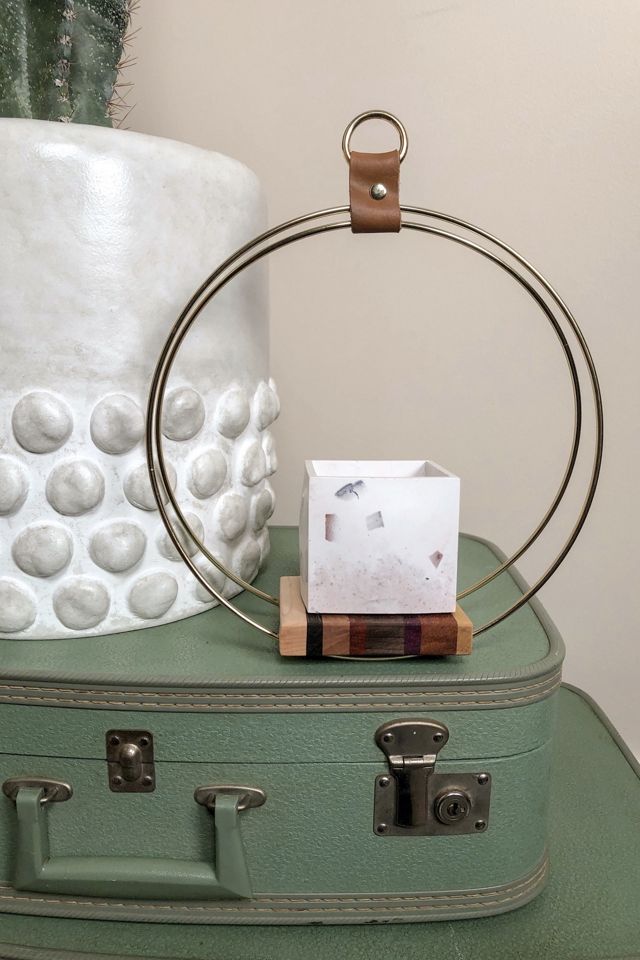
[0,690,559,709]
[0,676,561,709]
[0,672,560,697]
[0,862,546,913]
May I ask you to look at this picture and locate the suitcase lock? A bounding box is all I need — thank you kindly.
[373,719,491,836]
[106,730,155,793]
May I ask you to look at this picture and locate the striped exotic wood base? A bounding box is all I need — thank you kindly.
[279,577,473,657]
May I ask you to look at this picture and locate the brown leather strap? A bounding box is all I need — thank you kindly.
[349,149,401,233]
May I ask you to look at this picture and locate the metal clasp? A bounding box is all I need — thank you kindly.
[106,730,155,793]
[375,719,448,828]
[373,718,492,837]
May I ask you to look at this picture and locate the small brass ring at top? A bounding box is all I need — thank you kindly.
[342,110,409,163]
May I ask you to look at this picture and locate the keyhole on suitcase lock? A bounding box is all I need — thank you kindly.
[434,790,471,824]
[373,719,491,836]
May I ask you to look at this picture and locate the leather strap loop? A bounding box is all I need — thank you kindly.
[349,149,401,233]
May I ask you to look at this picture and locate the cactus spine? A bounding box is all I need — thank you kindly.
[0,0,136,127]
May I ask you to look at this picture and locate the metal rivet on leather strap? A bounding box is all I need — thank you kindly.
[370,183,388,200]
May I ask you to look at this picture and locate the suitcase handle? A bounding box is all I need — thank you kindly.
[4,780,265,900]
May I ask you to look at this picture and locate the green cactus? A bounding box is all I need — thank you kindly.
[0,0,135,126]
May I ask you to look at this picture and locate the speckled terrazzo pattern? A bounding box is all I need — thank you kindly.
[0,381,278,638]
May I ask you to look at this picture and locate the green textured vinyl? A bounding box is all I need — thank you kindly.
[0,529,557,688]
[0,697,557,760]
[0,745,551,894]
[0,687,637,958]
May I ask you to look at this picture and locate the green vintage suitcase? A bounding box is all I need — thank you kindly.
[3,686,638,959]
[0,528,563,926]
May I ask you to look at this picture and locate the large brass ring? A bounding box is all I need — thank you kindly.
[146,204,603,642]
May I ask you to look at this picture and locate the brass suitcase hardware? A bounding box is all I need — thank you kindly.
[106,730,155,793]
[373,719,491,836]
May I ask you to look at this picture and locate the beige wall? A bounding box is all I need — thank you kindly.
[128,0,640,756]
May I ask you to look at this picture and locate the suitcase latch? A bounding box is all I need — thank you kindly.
[373,719,491,836]
[106,730,155,793]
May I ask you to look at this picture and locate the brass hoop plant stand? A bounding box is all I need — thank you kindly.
[146,111,604,646]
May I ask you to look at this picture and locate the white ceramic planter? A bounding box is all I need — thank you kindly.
[0,119,278,639]
[299,460,459,614]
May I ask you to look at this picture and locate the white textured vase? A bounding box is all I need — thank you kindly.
[0,119,278,639]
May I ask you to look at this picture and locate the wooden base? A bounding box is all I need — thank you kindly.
[279,577,473,658]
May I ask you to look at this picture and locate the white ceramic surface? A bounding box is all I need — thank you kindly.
[299,460,459,614]
[0,119,278,638]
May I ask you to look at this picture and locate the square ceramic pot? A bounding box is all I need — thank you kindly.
[299,460,460,615]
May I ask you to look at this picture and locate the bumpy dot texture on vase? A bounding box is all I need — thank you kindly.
[253,380,280,430]
[90,395,144,454]
[216,492,248,542]
[188,448,227,499]
[251,485,275,532]
[0,456,29,515]
[46,459,105,516]
[262,433,277,476]
[193,561,227,603]
[238,439,267,487]
[215,387,250,439]
[53,577,110,630]
[257,527,271,567]
[157,511,204,561]
[12,523,73,578]
[12,391,73,453]
[233,539,261,582]
[0,579,37,632]
[90,521,147,573]
[162,388,205,441]
[129,572,178,619]
[124,461,177,511]
[0,377,279,636]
